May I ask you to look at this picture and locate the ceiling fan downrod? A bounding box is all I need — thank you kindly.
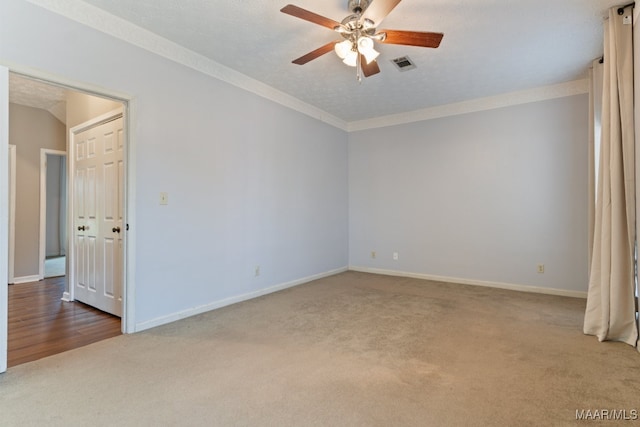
[348,0,370,14]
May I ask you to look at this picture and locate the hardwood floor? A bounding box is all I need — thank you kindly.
[8,276,122,368]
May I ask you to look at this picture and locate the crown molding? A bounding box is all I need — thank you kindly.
[25,0,349,131]
[347,79,589,132]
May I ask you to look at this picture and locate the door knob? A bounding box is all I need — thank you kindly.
[78,225,85,231]
[112,226,121,233]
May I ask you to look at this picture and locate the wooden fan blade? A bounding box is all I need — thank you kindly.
[360,55,381,77]
[379,29,443,48]
[362,0,402,25]
[280,4,341,30]
[292,42,337,65]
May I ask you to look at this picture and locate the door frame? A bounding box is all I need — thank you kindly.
[1,66,9,373]
[39,149,67,280]
[8,144,16,285]
[65,108,123,306]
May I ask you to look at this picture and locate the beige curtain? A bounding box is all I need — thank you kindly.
[584,6,638,348]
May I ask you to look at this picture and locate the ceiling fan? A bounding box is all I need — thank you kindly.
[280,0,444,80]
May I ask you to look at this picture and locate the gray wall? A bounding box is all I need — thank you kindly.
[349,95,589,293]
[9,103,66,278]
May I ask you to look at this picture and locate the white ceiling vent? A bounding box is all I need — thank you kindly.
[391,56,417,72]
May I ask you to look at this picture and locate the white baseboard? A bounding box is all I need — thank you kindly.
[61,292,72,302]
[135,266,349,332]
[349,266,588,299]
[11,275,41,284]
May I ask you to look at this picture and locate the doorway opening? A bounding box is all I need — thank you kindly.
[5,72,129,368]
[40,150,67,280]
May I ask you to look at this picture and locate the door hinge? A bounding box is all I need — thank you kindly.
[126,223,129,231]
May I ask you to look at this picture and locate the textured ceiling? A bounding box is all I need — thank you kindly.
[9,73,67,124]
[57,1,625,121]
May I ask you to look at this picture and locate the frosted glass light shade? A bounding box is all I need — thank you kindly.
[357,36,379,64]
[343,50,358,67]
[334,40,352,59]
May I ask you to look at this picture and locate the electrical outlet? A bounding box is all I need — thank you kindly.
[393,252,399,261]
[159,192,169,205]
[537,264,544,274]
[371,251,376,259]
[255,266,260,277]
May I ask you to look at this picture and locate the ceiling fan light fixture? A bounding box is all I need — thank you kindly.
[357,36,379,64]
[361,48,380,64]
[357,36,373,51]
[343,50,358,67]
[280,2,444,80]
[334,39,353,59]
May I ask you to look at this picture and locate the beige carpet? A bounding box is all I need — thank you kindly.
[1,271,638,426]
